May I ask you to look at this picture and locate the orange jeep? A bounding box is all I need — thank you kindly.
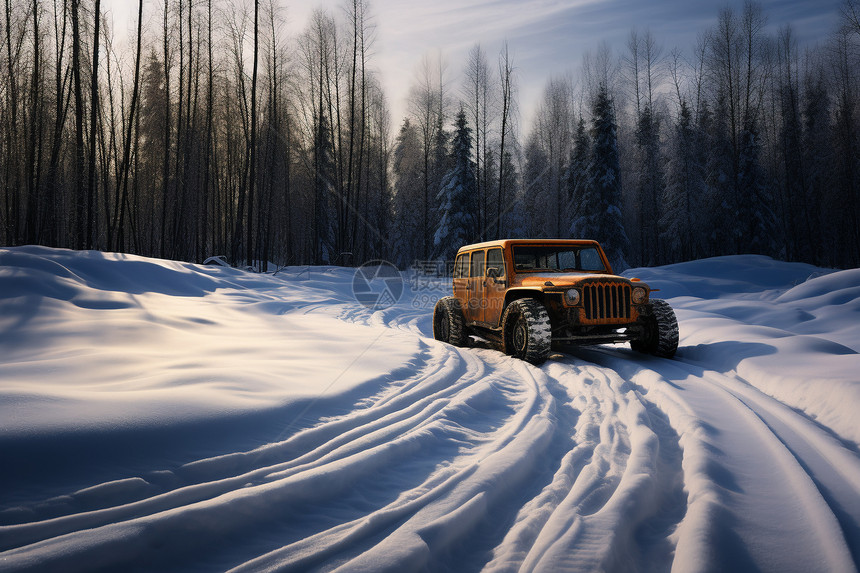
[432,239,678,364]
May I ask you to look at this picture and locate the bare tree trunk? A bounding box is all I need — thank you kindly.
[45,0,70,246]
[115,0,143,252]
[343,0,359,257]
[25,0,43,244]
[71,0,86,248]
[247,0,259,268]
[161,0,172,258]
[85,0,101,249]
[497,42,513,239]
[465,44,484,238]
[171,0,185,257]
[4,0,21,243]
[103,30,117,249]
[351,0,369,251]
[626,30,641,116]
[201,0,213,259]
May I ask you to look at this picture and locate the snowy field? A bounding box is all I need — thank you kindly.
[1,245,859,572]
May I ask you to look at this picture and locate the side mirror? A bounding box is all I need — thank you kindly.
[487,267,507,285]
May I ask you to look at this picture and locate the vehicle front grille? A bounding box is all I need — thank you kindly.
[582,282,632,322]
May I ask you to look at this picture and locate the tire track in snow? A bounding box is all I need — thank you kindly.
[285,293,689,571]
[0,332,561,571]
[0,341,474,554]
[485,355,686,572]
[228,353,561,572]
[10,258,856,571]
[578,346,858,573]
[672,355,860,566]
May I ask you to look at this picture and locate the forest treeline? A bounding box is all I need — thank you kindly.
[1,0,858,271]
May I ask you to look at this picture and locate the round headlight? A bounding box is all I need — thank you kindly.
[632,287,647,304]
[564,288,581,305]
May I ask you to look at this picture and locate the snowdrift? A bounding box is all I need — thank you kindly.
[624,255,860,445]
[1,245,858,572]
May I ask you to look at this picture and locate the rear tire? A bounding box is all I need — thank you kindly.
[433,296,468,347]
[631,299,678,358]
[502,298,551,364]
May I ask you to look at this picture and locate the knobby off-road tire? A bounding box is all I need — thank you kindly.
[433,296,469,347]
[502,298,551,365]
[631,298,679,358]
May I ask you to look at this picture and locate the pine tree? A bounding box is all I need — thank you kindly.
[482,147,498,239]
[778,73,808,261]
[428,113,450,252]
[392,119,424,267]
[139,49,169,253]
[433,108,478,261]
[585,83,629,271]
[704,94,734,256]
[661,100,706,262]
[499,150,526,238]
[633,104,664,264]
[737,122,781,257]
[313,111,336,264]
[566,116,591,236]
[802,71,830,265]
[522,131,550,237]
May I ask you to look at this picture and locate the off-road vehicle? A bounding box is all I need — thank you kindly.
[432,239,678,364]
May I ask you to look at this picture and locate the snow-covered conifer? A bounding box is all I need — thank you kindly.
[522,131,550,237]
[500,151,527,238]
[633,105,664,265]
[661,100,706,262]
[433,109,478,261]
[586,83,629,271]
[392,119,425,268]
[704,94,734,256]
[313,112,337,264]
[737,123,782,257]
[801,71,831,264]
[566,117,591,235]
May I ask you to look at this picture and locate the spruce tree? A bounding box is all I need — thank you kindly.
[499,151,525,238]
[633,105,664,265]
[566,116,591,236]
[661,100,706,262]
[522,131,550,237]
[802,72,830,265]
[737,122,781,257]
[778,78,808,261]
[587,83,629,271]
[433,108,478,261]
[313,112,336,264]
[392,119,424,268]
[704,94,734,257]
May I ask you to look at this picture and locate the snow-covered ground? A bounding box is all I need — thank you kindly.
[1,245,858,572]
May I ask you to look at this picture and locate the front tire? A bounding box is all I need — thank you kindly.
[631,299,679,358]
[433,296,468,347]
[502,298,551,364]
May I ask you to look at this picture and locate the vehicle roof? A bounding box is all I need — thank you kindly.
[456,238,601,254]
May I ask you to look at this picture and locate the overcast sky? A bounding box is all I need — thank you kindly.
[101,0,842,133]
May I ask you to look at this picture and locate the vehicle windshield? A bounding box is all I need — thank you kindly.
[512,245,606,273]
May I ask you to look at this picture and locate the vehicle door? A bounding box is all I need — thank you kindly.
[465,250,485,323]
[452,252,470,311]
[483,247,507,326]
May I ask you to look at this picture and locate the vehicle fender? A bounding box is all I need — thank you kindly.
[503,288,546,312]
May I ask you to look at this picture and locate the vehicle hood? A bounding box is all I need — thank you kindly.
[514,273,634,288]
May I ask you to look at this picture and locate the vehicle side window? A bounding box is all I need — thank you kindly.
[470,250,485,278]
[487,248,505,278]
[454,254,468,278]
